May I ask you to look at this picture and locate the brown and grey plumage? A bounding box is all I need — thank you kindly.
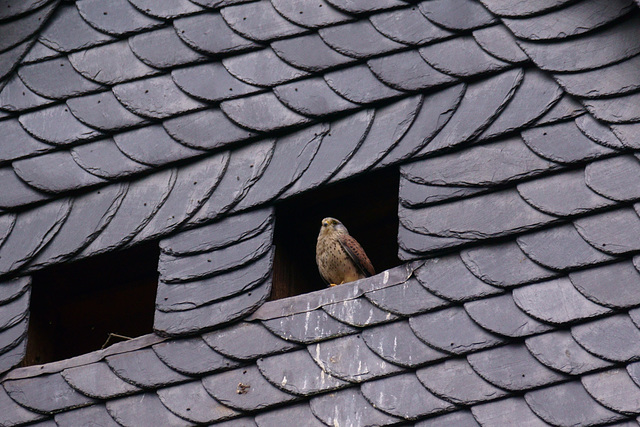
[316,217,375,287]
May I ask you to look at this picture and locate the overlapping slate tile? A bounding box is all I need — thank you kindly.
[309,387,401,427]
[3,373,97,414]
[525,381,626,426]
[61,361,142,399]
[203,321,298,360]
[576,114,625,149]
[271,0,351,29]
[261,308,356,344]
[171,62,262,103]
[410,306,506,355]
[220,1,307,42]
[0,75,55,113]
[473,24,528,64]
[0,384,46,427]
[0,1,56,53]
[585,155,640,202]
[420,0,496,31]
[128,0,203,19]
[0,289,28,332]
[128,26,207,69]
[77,0,164,36]
[584,91,640,124]
[71,139,151,179]
[0,319,28,357]
[0,276,30,305]
[257,349,350,396]
[153,337,241,376]
[582,368,640,415]
[271,33,354,73]
[274,77,359,117]
[322,297,398,327]
[361,372,456,420]
[223,48,310,87]
[613,122,640,148]
[534,93,585,125]
[319,20,406,59]
[18,103,105,146]
[18,57,104,100]
[324,64,405,105]
[369,6,453,45]
[157,381,240,424]
[471,397,549,427]
[54,404,119,427]
[202,364,298,411]
[0,0,55,21]
[66,91,149,132]
[0,119,55,163]
[364,277,448,316]
[106,348,190,388]
[572,314,640,363]
[569,261,640,309]
[0,167,51,209]
[417,358,508,405]
[573,208,640,255]
[0,340,27,376]
[221,91,311,132]
[254,402,326,427]
[415,410,480,427]
[107,392,194,427]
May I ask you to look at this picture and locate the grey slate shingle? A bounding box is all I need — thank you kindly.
[105,348,190,389]
[106,392,195,427]
[572,314,640,362]
[309,387,402,427]
[152,337,241,376]
[61,361,141,400]
[156,381,240,424]
[569,261,640,309]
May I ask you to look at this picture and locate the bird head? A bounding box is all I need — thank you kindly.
[319,217,349,236]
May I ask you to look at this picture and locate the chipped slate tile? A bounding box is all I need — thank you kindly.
[587,156,640,201]
[464,293,553,338]
[157,381,240,424]
[319,20,406,59]
[419,0,496,31]
[460,241,558,288]
[221,91,311,132]
[71,139,151,179]
[18,57,104,100]
[203,321,299,361]
[61,362,141,400]
[576,114,625,149]
[417,358,509,405]
[467,343,568,391]
[107,393,194,427]
[153,337,241,376]
[66,91,149,132]
[257,349,350,396]
[309,387,401,427]
[410,307,506,355]
[0,384,45,427]
[54,404,120,427]
[271,33,354,73]
[171,62,262,103]
[202,364,298,411]
[365,277,449,316]
[128,26,207,69]
[471,397,549,427]
[106,348,190,388]
[525,381,626,426]
[574,208,640,255]
[274,77,359,117]
[415,255,503,301]
[220,0,307,42]
[18,103,105,146]
[569,261,640,309]
[517,223,616,271]
[572,314,640,363]
[361,372,456,420]
[76,0,164,36]
[0,74,55,112]
[582,368,640,415]
[369,6,454,45]
[0,119,54,163]
[255,402,326,427]
[324,64,404,105]
[473,24,528,64]
[3,373,96,414]
[518,168,615,217]
[223,48,310,87]
[271,0,352,29]
[68,40,159,85]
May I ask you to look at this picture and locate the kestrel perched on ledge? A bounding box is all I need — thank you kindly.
[316,217,375,287]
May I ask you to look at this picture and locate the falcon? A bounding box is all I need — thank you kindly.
[316,217,375,287]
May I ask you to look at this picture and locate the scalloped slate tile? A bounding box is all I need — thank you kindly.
[223,48,310,87]
[473,24,528,64]
[525,330,613,375]
[503,0,634,41]
[274,77,359,117]
[157,381,240,424]
[362,320,448,368]
[0,276,30,305]
[613,122,640,149]
[255,402,326,427]
[365,277,449,316]
[369,6,453,45]
[574,208,640,255]
[582,368,640,415]
[215,417,257,427]
[18,103,105,145]
[257,349,350,396]
[271,33,354,73]
[324,64,404,105]
[471,397,550,427]
[221,1,307,42]
[576,114,625,149]
[322,297,397,327]
[419,0,496,31]
[61,361,141,400]
[584,155,640,201]
[4,373,96,414]
[39,3,114,53]
[0,2,55,53]
[106,348,190,388]
[0,119,55,163]
[271,0,352,29]
[525,381,626,427]
[479,0,582,17]
[410,306,506,355]
[319,20,405,59]
[1,74,54,113]
[468,343,568,391]
[203,321,298,360]
[21,40,59,64]
[627,361,640,389]
[513,278,612,325]
[163,108,258,150]
[0,40,32,82]
[172,62,262,103]
[66,91,149,132]
[128,26,206,69]
[417,358,508,405]
[461,241,558,288]
[153,337,241,376]
[518,168,615,217]
[0,338,26,375]
[420,36,510,78]
[77,0,164,36]
[18,56,104,100]
[0,384,46,427]
[221,91,311,132]
[0,317,27,355]
[399,224,473,256]
[68,40,159,85]
[326,0,404,13]
[0,290,28,330]
[0,167,51,209]
[415,255,503,301]
[416,410,480,427]
[569,261,640,309]
[71,139,151,179]
[584,91,640,124]
[202,364,298,411]
[535,94,585,126]
[54,404,119,427]
[572,314,640,362]
[128,0,203,19]
[464,293,553,338]
[107,393,194,427]
[361,372,456,420]
[518,14,640,72]
[517,223,615,271]
[309,387,402,427]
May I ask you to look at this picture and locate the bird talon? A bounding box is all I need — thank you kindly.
[329,283,338,287]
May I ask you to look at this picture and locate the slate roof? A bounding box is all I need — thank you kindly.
[2,0,640,425]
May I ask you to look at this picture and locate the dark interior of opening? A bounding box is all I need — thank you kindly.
[272,167,400,300]
[23,241,159,366]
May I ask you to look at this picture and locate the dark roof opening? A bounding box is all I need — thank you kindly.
[272,167,400,300]
[23,241,159,366]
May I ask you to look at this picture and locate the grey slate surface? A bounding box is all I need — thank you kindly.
[2,0,640,425]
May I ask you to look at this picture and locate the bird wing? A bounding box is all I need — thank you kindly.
[337,234,375,277]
